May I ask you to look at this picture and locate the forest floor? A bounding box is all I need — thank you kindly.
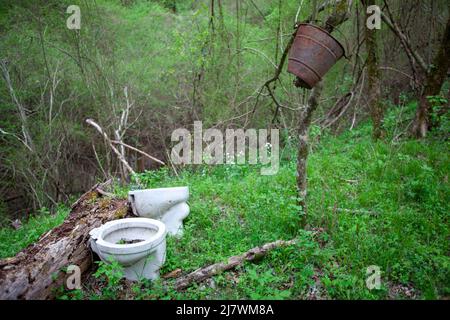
[1,112,448,300]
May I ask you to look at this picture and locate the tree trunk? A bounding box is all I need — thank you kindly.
[412,11,450,138]
[0,184,129,300]
[364,0,385,140]
[296,1,350,226]
[297,82,323,225]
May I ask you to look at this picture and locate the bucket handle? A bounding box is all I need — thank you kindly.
[330,27,351,60]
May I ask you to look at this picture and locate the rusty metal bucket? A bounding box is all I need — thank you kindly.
[288,23,345,89]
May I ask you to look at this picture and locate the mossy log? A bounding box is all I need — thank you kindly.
[0,183,129,300]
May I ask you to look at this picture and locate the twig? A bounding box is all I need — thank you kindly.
[350,68,366,130]
[86,119,137,177]
[294,0,306,24]
[327,207,379,216]
[247,0,266,21]
[0,60,34,151]
[379,66,414,81]
[96,187,116,198]
[321,92,355,129]
[240,47,277,68]
[92,142,109,180]
[380,1,428,74]
[110,140,165,166]
[165,149,179,178]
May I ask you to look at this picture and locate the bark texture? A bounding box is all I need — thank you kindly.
[412,12,450,138]
[297,82,323,222]
[0,184,129,300]
[364,0,385,140]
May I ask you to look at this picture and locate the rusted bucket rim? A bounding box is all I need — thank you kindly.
[295,23,346,58]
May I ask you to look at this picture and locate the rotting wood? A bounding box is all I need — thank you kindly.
[0,182,130,300]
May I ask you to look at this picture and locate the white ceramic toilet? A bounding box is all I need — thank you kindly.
[89,218,167,281]
[128,186,189,237]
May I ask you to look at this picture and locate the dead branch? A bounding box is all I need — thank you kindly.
[381,1,428,74]
[174,239,297,291]
[95,187,116,198]
[0,59,34,152]
[328,207,379,216]
[114,87,134,179]
[321,92,355,129]
[86,118,137,177]
[110,140,165,166]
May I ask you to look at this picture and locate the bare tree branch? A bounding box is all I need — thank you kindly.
[86,119,137,178]
[110,140,165,166]
[381,1,428,74]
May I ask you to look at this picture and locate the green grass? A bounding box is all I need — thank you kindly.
[2,120,449,300]
[0,206,69,259]
[305,126,449,299]
[103,122,448,300]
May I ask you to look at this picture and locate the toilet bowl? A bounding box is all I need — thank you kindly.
[89,218,167,281]
[128,186,189,237]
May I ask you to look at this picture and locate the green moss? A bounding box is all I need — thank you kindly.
[98,198,112,210]
[114,206,128,219]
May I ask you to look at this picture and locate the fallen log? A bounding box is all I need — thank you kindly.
[174,239,297,291]
[0,182,130,300]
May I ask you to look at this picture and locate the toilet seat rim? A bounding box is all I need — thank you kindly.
[128,186,189,202]
[93,218,166,254]
[128,186,189,194]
